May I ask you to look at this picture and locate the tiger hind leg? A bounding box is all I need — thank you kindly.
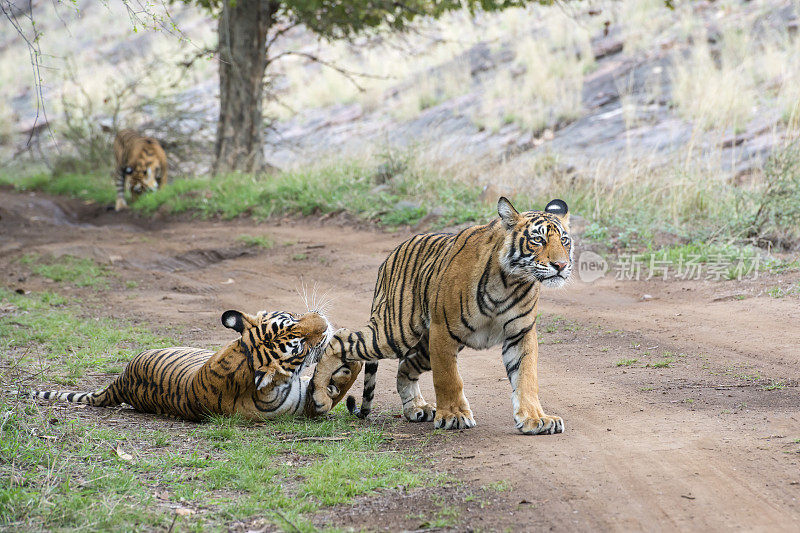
[346,361,378,418]
[397,336,436,422]
[309,323,415,417]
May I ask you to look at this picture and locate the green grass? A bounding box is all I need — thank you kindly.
[131,161,494,228]
[1,160,497,228]
[647,358,673,369]
[655,242,756,266]
[482,479,512,492]
[762,381,787,391]
[0,288,175,383]
[767,283,800,298]
[417,503,461,529]
[0,171,115,204]
[634,243,760,280]
[0,398,426,532]
[236,234,275,248]
[19,254,111,288]
[0,405,170,530]
[616,358,638,367]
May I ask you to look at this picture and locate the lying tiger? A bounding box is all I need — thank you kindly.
[31,308,361,422]
[309,197,571,435]
[113,129,167,211]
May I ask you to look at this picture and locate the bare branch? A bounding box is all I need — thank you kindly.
[0,0,55,151]
[116,0,185,41]
[178,47,217,70]
[265,21,303,54]
[269,50,391,92]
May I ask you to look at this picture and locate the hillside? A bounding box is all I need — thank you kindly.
[2,0,800,245]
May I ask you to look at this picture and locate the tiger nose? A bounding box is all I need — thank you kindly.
[551,261,568,272]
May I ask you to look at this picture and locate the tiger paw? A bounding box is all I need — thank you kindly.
[309,387,333,416]
[434,405,475,430]
[516,414,564,435]
[404,402,436,423]
[115,198,128,211]
[328,361,362,408]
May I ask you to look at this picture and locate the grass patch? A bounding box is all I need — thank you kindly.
[647,359,673,369]
[19,254,111,289]
[767,283,800,298]
[416,502,461,529]
[130,159,494,229]
[620,243,762,281]
[0,288,175,383]
[236,234,274,249]
[656,242,757,268]
[616,358,638,367]
[1,158,496,229]
[482,480,512,492]
[0,398,426,532]
[0,171,114,205]
[0,402,170,530]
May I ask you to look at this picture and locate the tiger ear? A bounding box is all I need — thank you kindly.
[544,199,569,224]
[497,196,520,230]
[221,310,244,334]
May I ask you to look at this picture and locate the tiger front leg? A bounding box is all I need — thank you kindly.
[114,169,128,211]
[306,343,349,417]
[502,324,564,435]
[429,322,475,430]
[325,360,363,409]
[307,327,367,416]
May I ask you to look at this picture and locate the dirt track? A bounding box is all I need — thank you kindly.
[2,189,799,532]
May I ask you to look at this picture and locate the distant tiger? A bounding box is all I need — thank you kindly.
[309,197,572,435]
[31,308,361,422]
[113,129,167,211]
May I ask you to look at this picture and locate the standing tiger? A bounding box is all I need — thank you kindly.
[31,308,362,422]
[113,129,167,211]
[309,197,572,435]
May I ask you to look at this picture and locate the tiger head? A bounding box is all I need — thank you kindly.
[221,309,334,390]
[124,163,160,196]
[497,197,573,288]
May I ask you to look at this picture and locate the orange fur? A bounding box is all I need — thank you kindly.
[113,129,168,211]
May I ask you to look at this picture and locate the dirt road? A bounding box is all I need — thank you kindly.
[2,190,799,531]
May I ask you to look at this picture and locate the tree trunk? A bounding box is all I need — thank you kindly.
[213,0,274,175]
